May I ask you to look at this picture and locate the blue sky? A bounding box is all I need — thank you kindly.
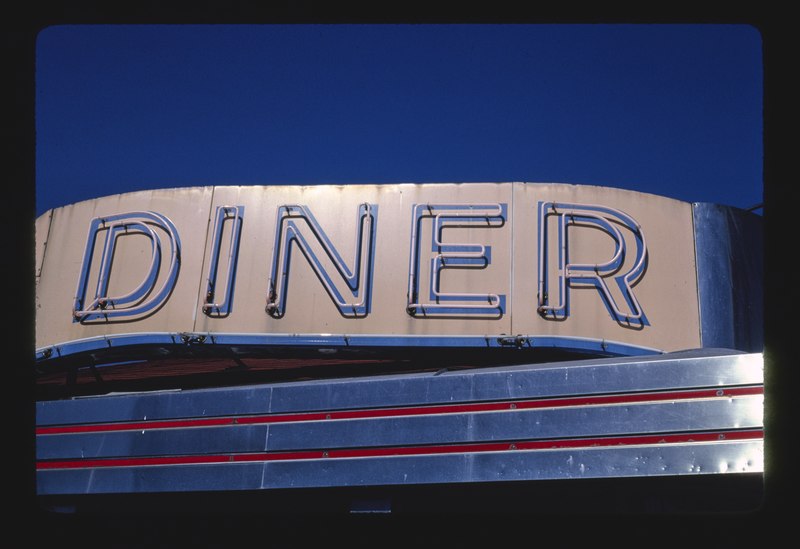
[34,24,763,216]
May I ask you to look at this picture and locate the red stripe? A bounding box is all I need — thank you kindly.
[36,386,763,436]
[36,429,764,470]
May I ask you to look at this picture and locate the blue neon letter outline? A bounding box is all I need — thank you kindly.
[537,201,648,327]
[266,203,377,318]
[73,211,181,322]
[202,205,244,317]
[407,203,507,317]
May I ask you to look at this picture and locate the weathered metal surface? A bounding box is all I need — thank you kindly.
[36,187,214,346]
[511,183,701,352]
[36,349,763,495]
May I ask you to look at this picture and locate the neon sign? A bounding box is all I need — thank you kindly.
[72,200,648,325]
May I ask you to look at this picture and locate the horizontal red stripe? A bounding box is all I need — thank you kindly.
[36,429,764,471]
[36,386,763,436]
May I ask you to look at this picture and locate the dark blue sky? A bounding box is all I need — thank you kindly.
[35,24,763,216]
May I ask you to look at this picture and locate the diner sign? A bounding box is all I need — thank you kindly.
[35,183,701,357]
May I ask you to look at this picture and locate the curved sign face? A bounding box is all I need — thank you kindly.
[35,183,702,359]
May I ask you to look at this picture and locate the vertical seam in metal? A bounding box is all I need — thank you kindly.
[260,422,270,488]
[191,186,217,332]
[509,182,516,337]
[690,203,704,347]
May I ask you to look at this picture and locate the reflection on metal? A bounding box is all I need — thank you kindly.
[537,201,648,327]
[34,185,763,506]
[202,206,244,317]
[72,212,181,322]
[35,349,763,495]
[693,203,764,353]
[266,203,377,318]
[35,438,764,495]
[407,203,506,317]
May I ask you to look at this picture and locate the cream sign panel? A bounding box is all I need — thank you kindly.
[35,183,701,354]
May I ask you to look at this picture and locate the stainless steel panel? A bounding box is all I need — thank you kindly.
[258,440,763,488]
[37,424,271,460]
[38,394,760,460]
[36,351,764,494]
[264,397,762,452]
[36,440,763,495]
[693,203,763,352]
[37,385,274,427]
[37,463,269,495]
[266,350,762,414]
[36,350,762,425]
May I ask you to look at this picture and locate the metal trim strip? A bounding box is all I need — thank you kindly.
[37,386,762,436]
[37,429,763,470]
[36,350,763,426]
[35,332,663,363]
[36,397,764,460]
[36,439,764,494]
